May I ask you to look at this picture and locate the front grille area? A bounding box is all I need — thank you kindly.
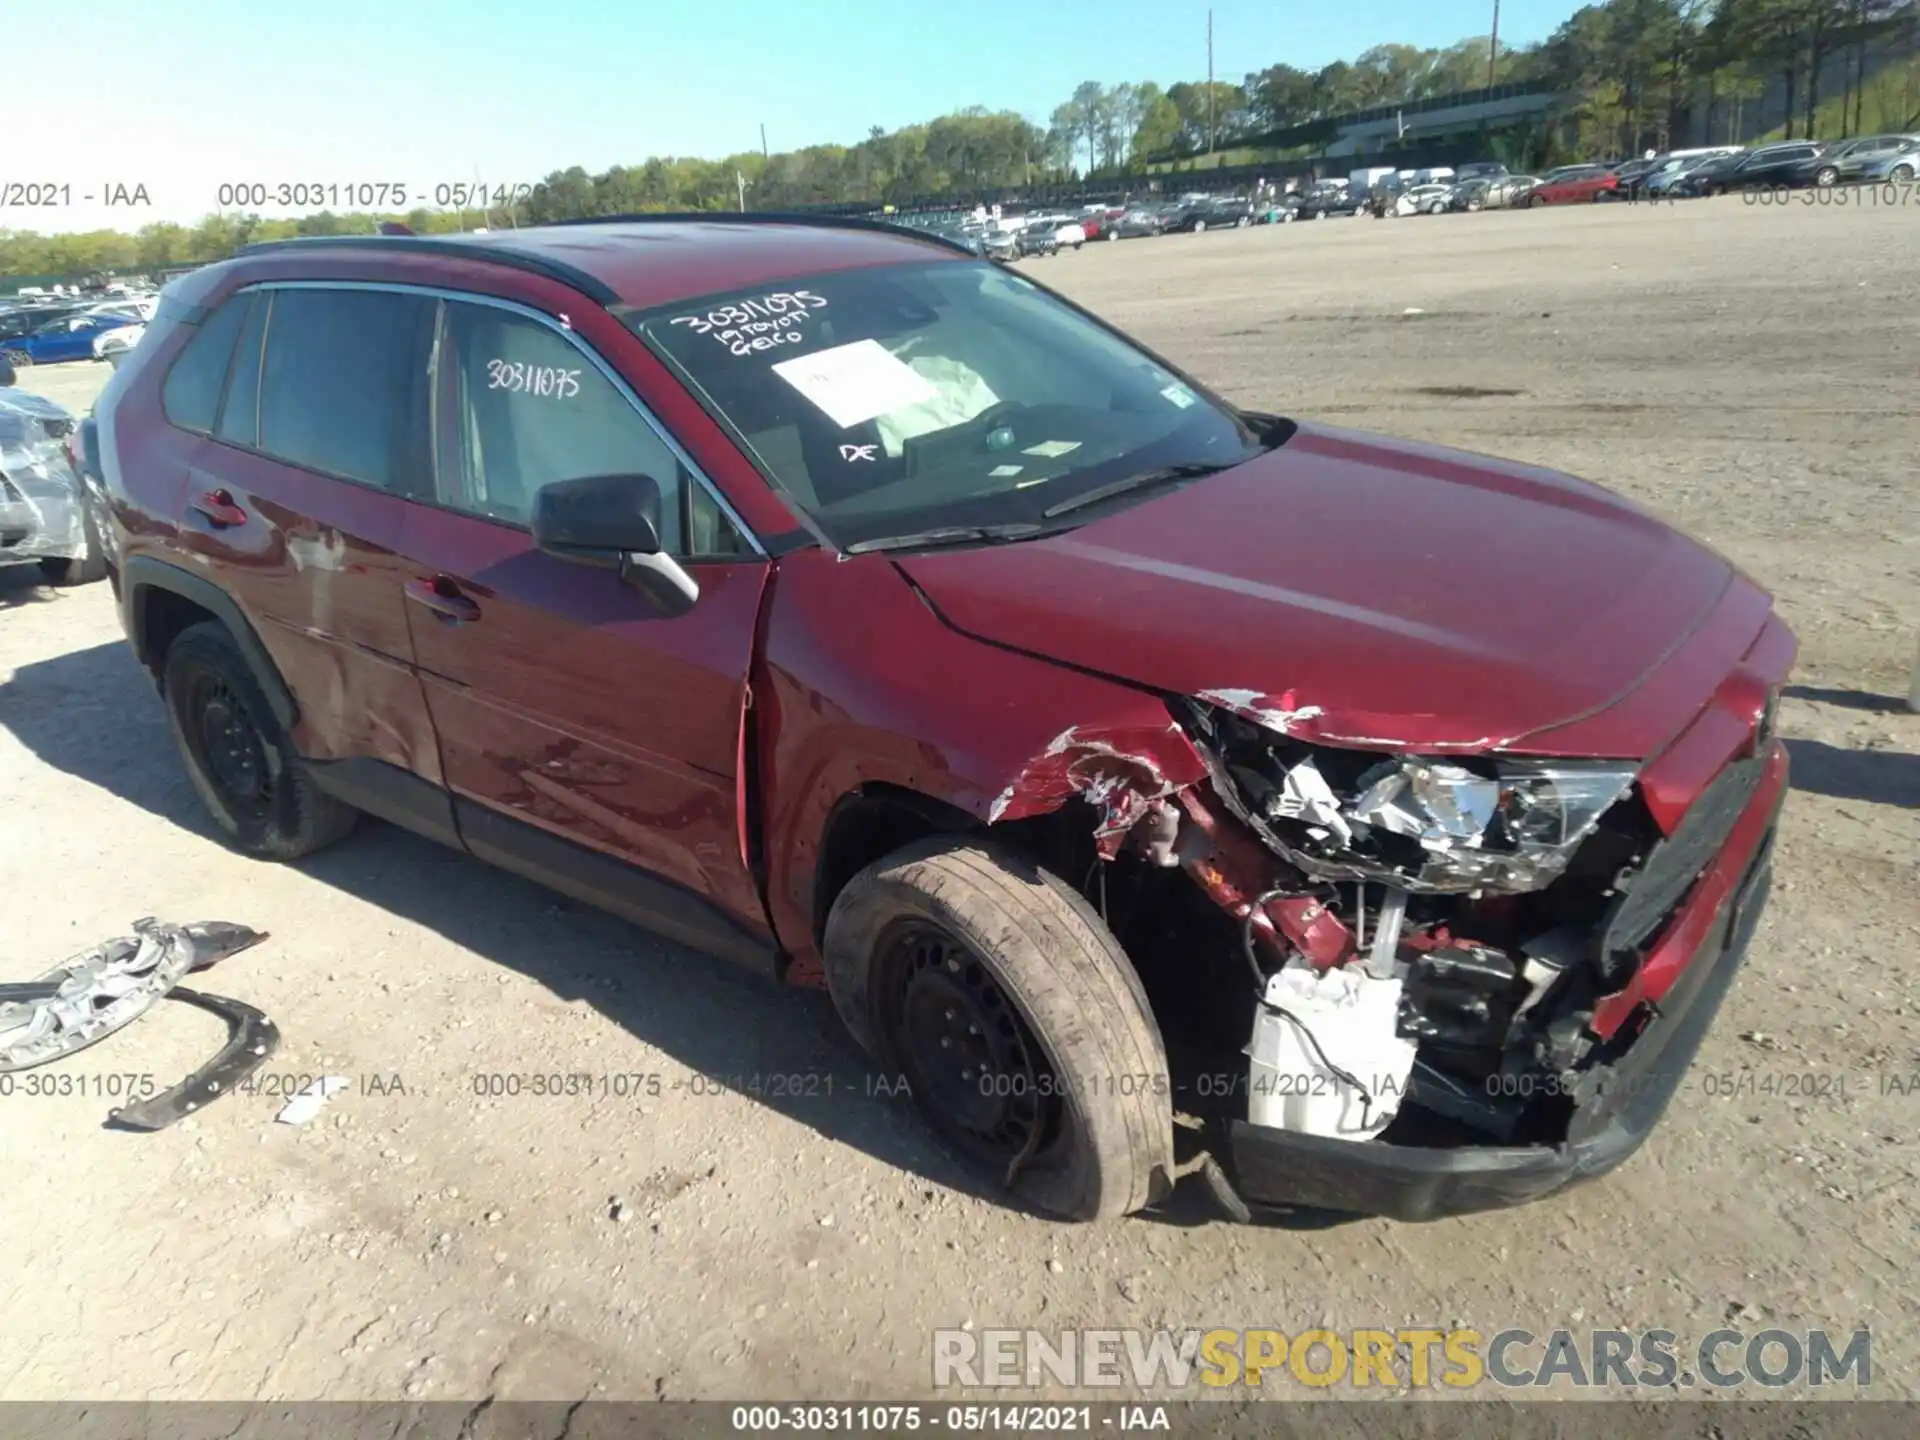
[1600,752,1767,982]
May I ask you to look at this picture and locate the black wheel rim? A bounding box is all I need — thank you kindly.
[184,671,273,820]
[874,920,1060,1166]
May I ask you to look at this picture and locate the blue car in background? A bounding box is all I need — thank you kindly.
[0,311,133,366]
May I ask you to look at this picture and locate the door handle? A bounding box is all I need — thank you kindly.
[405,575,481,623]
[188,489,247,528]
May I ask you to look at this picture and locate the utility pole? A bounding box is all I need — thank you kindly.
[736,169,747,212]
[1206,9,1216,154]
[760,123,770,160]
[1488,0,1501,89]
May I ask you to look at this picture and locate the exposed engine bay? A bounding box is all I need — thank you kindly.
[1000,693,1729,1157]
[1168,695,1672,1149]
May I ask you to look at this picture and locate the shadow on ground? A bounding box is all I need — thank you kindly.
[0,569,60,609]
[1785,737,1919,809]
[1783,683,1908,715]
[0,637,1060,1219]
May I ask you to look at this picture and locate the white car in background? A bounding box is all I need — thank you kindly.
[93,322,146,367]
[1393,183,1457,216]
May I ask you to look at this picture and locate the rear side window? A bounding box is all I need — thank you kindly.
[160,295,250,433]
[215,292,269,448]
[257,288,435,495]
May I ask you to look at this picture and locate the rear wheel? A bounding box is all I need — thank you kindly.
[1,349,29,368]
[1890,163,1916,183]
[162,621,358,860]
[1191,218,1207,233]
[1814,165,1839,187]
[823,837,1173,1221]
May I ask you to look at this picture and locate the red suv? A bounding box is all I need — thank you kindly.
[94,216,1792,1223]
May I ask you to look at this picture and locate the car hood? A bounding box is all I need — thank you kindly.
[896,422,1766,759]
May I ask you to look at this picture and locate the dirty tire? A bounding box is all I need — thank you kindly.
[38,491,108,586]
[1,349,29,368]
[823,836,1172,1221]
[162,621,358,860]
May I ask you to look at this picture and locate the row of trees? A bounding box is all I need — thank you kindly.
[5,0,1917,281]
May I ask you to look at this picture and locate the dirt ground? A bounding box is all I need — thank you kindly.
[1,197,1916,1406]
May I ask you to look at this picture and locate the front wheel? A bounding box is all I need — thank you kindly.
[1191,219,1207,233]
[1890,163,1916,183]
[1,349,29,368]
[1814,166,1839,187]
[823,837,1173,1221]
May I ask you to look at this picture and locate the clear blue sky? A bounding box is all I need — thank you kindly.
[36,0,1574,230]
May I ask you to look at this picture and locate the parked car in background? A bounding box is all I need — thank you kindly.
[1015,220,1061,258]
[1794,133,1920,186]
[0,310,140,367]
[1112,207,1169,238]
[1680,142,1824,196]
[1526,164,1620,205]
[1050,219,1088,251]
[1451,174,1536,210]
[1172,196,1256,232]
[93,322,147,367]
[1296,183,1360,218]
[1393,183,1455,216]
[1850,138,1920,184]
[0,304,86,342]
[1642,155,1730,199]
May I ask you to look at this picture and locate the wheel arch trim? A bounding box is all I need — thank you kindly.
[122,555,297,732]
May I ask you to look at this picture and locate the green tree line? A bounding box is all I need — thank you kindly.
[5,0,1916,282]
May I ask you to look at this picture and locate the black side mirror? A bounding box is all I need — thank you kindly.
[530,472,701,616]
[532,473,664,566]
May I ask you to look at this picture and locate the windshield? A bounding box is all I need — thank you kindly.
[629,259,1265,551]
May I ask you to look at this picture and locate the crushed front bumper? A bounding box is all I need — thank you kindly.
[1220,741,1788,1222]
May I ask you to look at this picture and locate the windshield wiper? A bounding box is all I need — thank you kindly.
[1041,459,1243,519]
[842,522,1045,556]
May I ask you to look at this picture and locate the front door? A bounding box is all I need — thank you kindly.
[397,294,776,969]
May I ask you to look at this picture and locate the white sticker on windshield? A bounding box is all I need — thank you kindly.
[989,464,1023,478]
[771,339,939,429]
[1161,383,1197,409]
[1022,440,1081,458]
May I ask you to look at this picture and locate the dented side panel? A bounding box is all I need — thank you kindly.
[754,550,1190,978]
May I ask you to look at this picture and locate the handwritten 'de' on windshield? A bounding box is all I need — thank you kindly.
[670,290,828,357]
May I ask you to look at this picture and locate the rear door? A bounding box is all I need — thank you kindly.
[184,282,446,818]
[396,292,776,967]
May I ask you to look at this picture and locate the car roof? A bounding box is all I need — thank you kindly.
[235,215,974,312]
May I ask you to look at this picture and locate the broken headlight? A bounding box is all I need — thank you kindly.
[1270,752,1637,894]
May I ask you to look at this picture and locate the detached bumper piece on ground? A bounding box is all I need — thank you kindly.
[0,920,278,1131]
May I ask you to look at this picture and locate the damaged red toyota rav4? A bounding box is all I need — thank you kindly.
[91,215,1792,1223]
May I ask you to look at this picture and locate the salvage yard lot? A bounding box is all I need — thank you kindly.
[2,197,1916,1403]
